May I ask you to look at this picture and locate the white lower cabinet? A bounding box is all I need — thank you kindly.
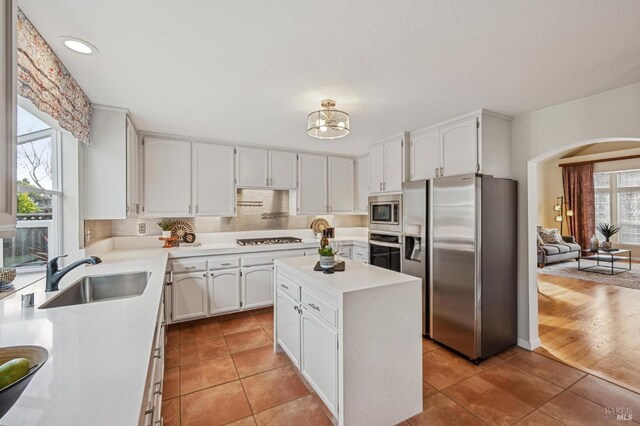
[276,290,301,367]
[242,265,273,310]
[171,272,207,321]
[209,269,241,315]
[300,306,338,415]
[275,272,339,418]
[142,300,166,425]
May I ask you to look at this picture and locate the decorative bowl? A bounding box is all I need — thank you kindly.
[0,268,16,285]
[0,345,48,418]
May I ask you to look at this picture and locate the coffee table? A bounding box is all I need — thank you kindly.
[578,249,632,275]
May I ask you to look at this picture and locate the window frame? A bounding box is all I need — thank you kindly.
[2,109,63,271]
[594,169,640,246]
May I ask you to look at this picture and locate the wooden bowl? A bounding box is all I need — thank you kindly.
[0,346,48,418]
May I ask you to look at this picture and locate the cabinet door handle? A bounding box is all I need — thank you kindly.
[280,283,289,290]
[188,205,192,214]
[266,177,269,186]
[136,204,140,214]
[440,167,443,176]
[308,303,320,311]
[379,183,382,190]
[126,205,130,213]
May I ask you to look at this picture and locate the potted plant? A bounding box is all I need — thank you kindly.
[318,246,337,269]
[596,223,620,250]
[157,220,173,238]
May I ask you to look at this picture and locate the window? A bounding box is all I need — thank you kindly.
[593,170,640,245]
[1,106,61,270]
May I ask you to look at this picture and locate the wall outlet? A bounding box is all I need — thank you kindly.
[138,223,146,234]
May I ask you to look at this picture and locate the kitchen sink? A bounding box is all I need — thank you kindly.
[39,271,151,309]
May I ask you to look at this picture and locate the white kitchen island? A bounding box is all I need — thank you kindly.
[274,257,422,426]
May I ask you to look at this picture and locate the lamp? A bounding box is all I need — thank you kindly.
[307,99,350,140]
[552,195,574,235]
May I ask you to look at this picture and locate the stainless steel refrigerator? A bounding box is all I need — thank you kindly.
[429,174,517,362]
[401,180,428,336]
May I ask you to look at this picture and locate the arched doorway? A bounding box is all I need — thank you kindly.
[526,137,640,392]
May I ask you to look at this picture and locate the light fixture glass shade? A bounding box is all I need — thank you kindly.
[555,215,563,222]
[307,99,350,139]
[553,204,562,211]
[566,210,574,217]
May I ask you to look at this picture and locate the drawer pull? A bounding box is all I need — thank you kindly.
[185,266,197,270]
[220,262,232,266]
[309,303,320,311]
[153,348,161,359]
[280,284,289,290]
[153,381,163,395]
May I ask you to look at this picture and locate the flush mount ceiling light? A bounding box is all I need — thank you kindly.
[60,36,99,55]
[307,99,350,140]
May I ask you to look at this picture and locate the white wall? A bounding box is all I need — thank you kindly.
[512,81,640,349]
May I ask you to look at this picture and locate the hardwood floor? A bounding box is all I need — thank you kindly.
[537,272,640,394]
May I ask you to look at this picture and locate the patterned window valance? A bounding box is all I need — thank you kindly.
[17,10,92,145]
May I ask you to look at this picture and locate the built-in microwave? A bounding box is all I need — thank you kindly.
[368,195,402,232]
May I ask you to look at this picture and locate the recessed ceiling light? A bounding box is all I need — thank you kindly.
[59,36,98,55]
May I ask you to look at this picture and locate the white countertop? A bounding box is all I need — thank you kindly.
[0,229,369,424]
[275,256,419,297]
[166,237,368,258]
[0,249,168,426]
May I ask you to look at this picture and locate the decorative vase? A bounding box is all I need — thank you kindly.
[600,240,613,250]
[590,234,599,251]
[319,255,336,269]
[162,230,172,238]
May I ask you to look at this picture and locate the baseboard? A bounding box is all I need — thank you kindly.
[517,337,541,351]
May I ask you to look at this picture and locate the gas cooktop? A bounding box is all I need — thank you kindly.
[236,237,303,246]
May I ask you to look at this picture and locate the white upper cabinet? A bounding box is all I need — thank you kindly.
[384,138,403,192]
[193,143,235,216]
[440,117,478,177]
[268,150,297,189]
[407,110,512,180]
[368,134,405,194]
[356,154,369,213]
[236,148,297,189]
[409,128,439,180]
[0,0,16,238]
[85,107,140,219]
[143,138,192,217]
[328,156,355,213]
[126,116,140,217]
[368,144,384,194]
[297,154,328,215]
[236,147,268,187]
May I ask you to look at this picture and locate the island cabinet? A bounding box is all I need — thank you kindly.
[274,257,422,426]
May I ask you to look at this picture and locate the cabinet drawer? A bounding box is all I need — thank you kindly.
[276,274,301,301]
[208,257,240,270]
[171,259,206,273]
[301,290,337,328]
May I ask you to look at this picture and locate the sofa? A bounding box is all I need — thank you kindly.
[537,234,581,268]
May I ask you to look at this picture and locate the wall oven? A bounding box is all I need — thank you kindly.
[368,194,401,233]
[369,232,402,272]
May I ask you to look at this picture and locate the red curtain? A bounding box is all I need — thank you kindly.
[562,163,595,249]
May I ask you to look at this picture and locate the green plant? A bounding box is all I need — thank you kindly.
[318,246,336,257]
[157,220,173,231]
[596,223,620,241]
[17,192,39,214]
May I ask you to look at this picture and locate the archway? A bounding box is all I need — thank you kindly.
[526,137,640,390]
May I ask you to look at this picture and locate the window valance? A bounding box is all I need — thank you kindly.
[17,10,92,145]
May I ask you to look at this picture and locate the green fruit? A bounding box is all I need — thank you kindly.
[0,358,31,389]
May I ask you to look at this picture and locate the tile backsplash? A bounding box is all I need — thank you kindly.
[85,189,367,246]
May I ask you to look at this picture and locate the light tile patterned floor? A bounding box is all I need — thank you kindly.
[164,305,640,425]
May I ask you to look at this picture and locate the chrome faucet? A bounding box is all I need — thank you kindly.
[46,255,102,292]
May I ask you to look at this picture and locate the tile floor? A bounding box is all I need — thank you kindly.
[163,308,640,425]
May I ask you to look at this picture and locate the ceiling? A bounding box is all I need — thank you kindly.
[18,0,640,155]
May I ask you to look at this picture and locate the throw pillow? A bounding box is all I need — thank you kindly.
[538,227,564,244]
